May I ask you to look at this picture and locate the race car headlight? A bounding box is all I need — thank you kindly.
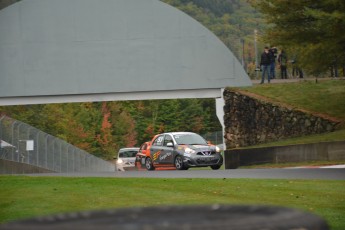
[185,147,196,154]
[216,146,221,153]
[183,153,191,157]
[117,159,123,164]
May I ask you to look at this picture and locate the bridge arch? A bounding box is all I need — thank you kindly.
[0,0,251,105]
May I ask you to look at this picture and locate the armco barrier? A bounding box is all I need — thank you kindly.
[225,141,345,169]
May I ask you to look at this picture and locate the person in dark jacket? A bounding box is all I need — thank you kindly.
[291,54,304,78]
[260,47,271,84]
[269,46,277,79]
[278,49,288,79]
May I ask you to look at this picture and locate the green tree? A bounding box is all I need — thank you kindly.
[156,99,182,132]
[251,0,345,75]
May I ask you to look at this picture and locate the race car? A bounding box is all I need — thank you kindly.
[138,132,223,170]
[134,141,151,171]
[115,147,139,171]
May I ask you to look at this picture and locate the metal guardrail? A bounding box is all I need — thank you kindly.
[0,116,115,173]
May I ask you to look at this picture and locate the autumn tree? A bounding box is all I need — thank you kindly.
[107,102,138,149]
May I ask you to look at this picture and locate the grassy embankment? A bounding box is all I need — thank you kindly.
[231,80,345,168]
[237,79,345,147]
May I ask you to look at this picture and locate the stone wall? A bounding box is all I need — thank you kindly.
[223,89,340,149]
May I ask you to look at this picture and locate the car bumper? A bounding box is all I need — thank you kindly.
[183,155,223,167]
[116,164,136,171]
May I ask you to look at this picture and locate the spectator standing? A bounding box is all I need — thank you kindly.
[278,49,288,79]
[269,46,277,79]
[291,54,304,78]
[260,47,272,84]
[330,59,338,78]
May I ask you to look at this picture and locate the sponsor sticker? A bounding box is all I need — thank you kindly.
[153,151,161,161]
[159,152,172,161]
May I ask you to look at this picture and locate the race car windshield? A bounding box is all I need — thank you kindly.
[173,134,207,145]
[119,151,137,158]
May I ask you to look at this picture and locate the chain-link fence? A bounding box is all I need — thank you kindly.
[0,116,115,173]
[202,131,224,149]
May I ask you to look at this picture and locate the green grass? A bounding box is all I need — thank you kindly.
[240,79,345,121]
[239,160,345,169]
[244,129,345,148]
[230,80,345,147]
[1,176,345,229]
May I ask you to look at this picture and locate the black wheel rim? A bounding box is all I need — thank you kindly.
[175,157,183,169]
[146,158,152,170]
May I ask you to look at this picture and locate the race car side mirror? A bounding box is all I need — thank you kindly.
[166,142,174,147]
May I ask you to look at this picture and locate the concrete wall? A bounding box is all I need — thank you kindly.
[224,141,345,169]
[0,159,54,174]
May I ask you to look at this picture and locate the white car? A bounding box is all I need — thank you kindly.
[115,147,139,171]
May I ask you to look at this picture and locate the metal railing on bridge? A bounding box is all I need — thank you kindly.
[0,116,115,173]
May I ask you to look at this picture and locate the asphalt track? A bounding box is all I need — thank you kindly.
[29,168,345,180]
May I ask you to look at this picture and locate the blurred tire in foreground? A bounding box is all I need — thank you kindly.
[0,205,329,230]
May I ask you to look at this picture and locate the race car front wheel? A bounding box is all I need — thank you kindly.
[211,165,221,170]
[145,157,155,171]
[174,156,185,170]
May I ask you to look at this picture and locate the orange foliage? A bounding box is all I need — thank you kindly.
[96,102,113,146]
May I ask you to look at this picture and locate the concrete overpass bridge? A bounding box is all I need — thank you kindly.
[0,0,251,145]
